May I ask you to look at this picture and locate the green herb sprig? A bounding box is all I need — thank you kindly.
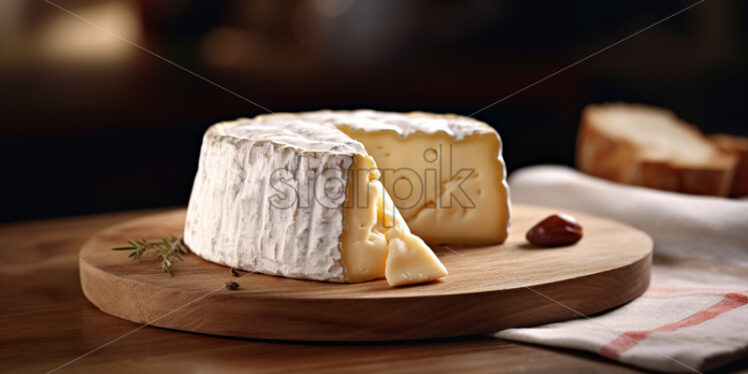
[113,235,189,275]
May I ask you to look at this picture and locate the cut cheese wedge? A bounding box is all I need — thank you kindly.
[339,153,447,285]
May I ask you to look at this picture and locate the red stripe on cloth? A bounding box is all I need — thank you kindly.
[600,293,748,360]
[647,287,748,294]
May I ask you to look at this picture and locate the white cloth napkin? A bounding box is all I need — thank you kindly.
[495,165,748,373]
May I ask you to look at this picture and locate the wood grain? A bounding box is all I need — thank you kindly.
[79,205,651,341]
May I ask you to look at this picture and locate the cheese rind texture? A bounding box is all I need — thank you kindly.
[184,120,355,281]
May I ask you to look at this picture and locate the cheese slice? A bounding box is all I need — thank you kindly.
[184,115,447,286]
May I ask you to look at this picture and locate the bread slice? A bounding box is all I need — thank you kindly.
[577,103,737,196]
[709,134,748,197]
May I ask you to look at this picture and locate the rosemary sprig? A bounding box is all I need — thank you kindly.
[113,235,190,275]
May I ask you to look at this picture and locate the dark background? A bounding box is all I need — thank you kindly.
[1,0,746,223]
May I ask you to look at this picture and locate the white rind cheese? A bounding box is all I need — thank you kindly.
[185,110,509,286]
[185,116,449,285]
[184,120,356,281]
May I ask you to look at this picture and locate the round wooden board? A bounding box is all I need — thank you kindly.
[80,204,652,342]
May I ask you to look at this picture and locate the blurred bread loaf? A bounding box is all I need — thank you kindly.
[709,134,748,197]
[576,103,737,197]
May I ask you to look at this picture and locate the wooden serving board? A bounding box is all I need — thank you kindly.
[79,205,652,342]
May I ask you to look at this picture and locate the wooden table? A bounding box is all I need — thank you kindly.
[0,209,723,373]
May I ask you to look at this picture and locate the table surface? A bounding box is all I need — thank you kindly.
[0,209,744,374]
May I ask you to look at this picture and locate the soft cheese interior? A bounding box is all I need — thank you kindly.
[338,126,508,245]
[299,110,510,245]
[340,154,448,284]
